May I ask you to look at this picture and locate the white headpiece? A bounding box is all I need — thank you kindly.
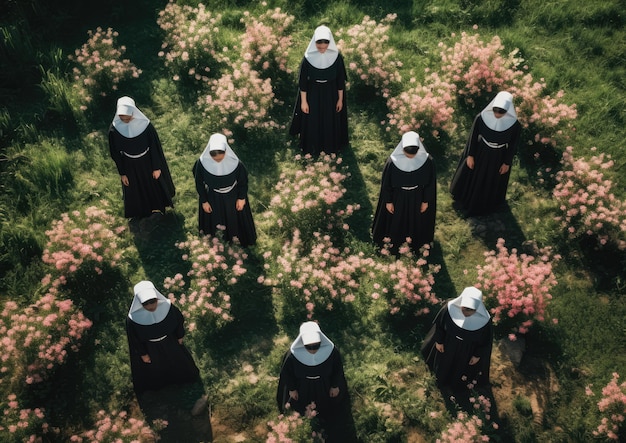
[389,131,430,172]
[480,91,518,131]
[304,26,339,70]
[447,287,491,331]
[127,280,172,325]
[289,321,334,366]
[112,96,150,138]
[199,133,240,176]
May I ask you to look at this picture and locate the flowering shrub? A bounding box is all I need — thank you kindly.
[336,14,402,96]
[69,27,142,108]
[436,411,488,443]
[0,394,51,442]
[437,29,577,147]
[262,154,357,248]
[475,238,559,338]
[240,8,294,75]
[586,372,626,440]
[198,61,282,136]
[0,293,92,385]
[41,205,126,290]
[266,403,324,443]
[69,409,167,442]
[163,234,249,331]
[157,0,224,81]
[384,71,457,136]
[553,146,626,250]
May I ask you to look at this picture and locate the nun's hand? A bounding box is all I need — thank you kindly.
[153,169,162,180]
[301,100,309,114]
[202,202,212,213]
[499,163,510,175]
[386,202,394,214]
[329,387,340,398]
[420,202,429,213]
[466,156,475,169]
[289,390,299,401]
[141,354,151,364]
[469,356,480,365]
[335,99,343,112]
[236,198,246,211]
[178,338,183,345]
[435,342,444,353]
[121,175,129,186]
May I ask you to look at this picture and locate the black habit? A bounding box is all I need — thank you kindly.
[289,55,349,155]
[449,114,521,215]
[126,304,199,395]
[192,159,257,247]
[109,123,175,218]
[372,156,437,254]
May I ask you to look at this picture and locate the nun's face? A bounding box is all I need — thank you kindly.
[210,150,226,162]
[304,342,321,354]
[118,114,133,123]
[315,39,330,53]
[461,307,476,317]
[142,299,158,312]
[493,107,507,119]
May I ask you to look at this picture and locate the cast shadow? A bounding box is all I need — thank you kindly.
[137,380,213,442]
[340,143,375,243]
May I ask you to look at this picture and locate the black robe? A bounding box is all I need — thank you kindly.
[126,305,199,395]
[109,123,176,218]
[289,54,349,155]
[371,156,437,254]
[449,114,521,215]
[276,347,348,422]
[421,304,493,390]
[192,159,257,247]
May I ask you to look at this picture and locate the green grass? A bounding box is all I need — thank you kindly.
[1,0,626,441]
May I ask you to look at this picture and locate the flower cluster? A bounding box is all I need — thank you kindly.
[586,372,626,440]
[262,154,357,247]
[475,238,559,338]
[553,146,626,250]
[41,205,126,288]
[0,293,92,385]
[266,403,324,443]
[198,61,282,135]
[163,234,249,330]
[0,394,51,442]
[436,411,488,443]
[240,8,294,75]
[157,0,224,81]
[384,71,457,136]
[69,27,142,108]
[69,410,167,442]
[336,14,402,96]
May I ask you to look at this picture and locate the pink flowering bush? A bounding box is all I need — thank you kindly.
[436,411,488,443]
[553,146,626,250]
[0,394,51,442]
[437,30,577,147]
[157,0,225,81]
[0,292,92,385]
[262,154,358,248]
[69,409,167,442]
[586,372,626,440]
[41,205,127,291]
[240,8,294,76]
[336,14,402,97]
[198,61,282,136]
[266,403,324,443]
[384,71,457,137]
[69,27,142,108]
[475,238,559,338]
[163,234,249,331]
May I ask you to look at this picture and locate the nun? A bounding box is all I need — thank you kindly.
[192,133,257,247]
[289,25,349,156]
[450,91,521,215]
[277,322,349,435]
[108,96,175,219]
[371,131,437,255]
[421,287,493,390]
[126,281,200,395]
